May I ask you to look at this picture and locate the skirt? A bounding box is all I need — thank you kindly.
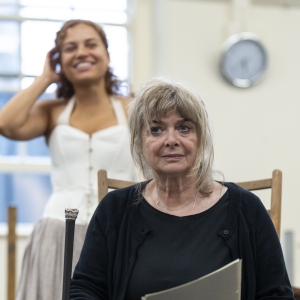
[16,218,87,300]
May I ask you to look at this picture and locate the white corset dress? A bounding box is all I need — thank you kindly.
[42,96,135,225]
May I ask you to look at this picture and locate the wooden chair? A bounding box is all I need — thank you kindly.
[293,287,300,300]
[97,168,300,299]
[97,169,136,202]
[230,169,299,299]
[235,169,282,238]
[7,206,17,300]
[98,170,282,237]
[97,169,282,239]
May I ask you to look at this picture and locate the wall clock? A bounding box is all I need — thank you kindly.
[219,32,268,88]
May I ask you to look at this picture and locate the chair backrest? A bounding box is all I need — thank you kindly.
[97,169,300,296]
[235,170,300,297]
[98,169,282,238]
[293,287,300,300]
[235,169,282,238]
[97,169,137,203]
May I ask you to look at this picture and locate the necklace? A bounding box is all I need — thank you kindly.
[154,187,198,215]
[86,108,94,120]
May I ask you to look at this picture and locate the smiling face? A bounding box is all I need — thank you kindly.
[141,112,198,178]
[60,23,110,85]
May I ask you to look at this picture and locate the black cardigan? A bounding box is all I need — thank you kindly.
[70,182,295,300]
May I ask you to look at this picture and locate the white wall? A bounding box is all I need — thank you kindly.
[131,0,300,286]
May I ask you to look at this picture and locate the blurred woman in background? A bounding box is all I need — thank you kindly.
[0,19,135,300]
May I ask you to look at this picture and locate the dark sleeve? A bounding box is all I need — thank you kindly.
[70,200,110,300]
[249,196,294,299]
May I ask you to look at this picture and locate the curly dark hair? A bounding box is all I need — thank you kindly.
[54,19,122,99]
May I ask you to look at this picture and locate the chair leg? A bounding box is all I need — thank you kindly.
[7,206,16,300]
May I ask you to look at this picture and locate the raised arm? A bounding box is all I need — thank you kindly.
[0,48,60,140]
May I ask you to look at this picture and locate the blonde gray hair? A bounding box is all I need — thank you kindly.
[128,77,214,196]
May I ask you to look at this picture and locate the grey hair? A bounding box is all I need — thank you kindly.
[128,77,215,196]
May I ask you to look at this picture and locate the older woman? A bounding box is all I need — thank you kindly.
[70,77,294,300]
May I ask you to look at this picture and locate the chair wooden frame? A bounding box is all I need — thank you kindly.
[97,169,136,203]
[7,206,16,300]
[97,168,300,298]
[98,169,282,238]
[235,169,282,238]
[293,287,300,300]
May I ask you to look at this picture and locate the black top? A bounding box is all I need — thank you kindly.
[70,182,294,300]
[125,190,231,300]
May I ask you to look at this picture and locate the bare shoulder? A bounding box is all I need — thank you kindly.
[115,95,132,106]
[114,95,133,117]
[35,98,69,133]
[34,98,68,112]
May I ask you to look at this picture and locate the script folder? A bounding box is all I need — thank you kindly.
[142,259,242,300]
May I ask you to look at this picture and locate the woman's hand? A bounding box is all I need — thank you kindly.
[40,48,61,85]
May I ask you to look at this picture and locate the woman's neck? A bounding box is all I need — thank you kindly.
[151,173,199,205]
[73,80,109,107]
[144,174,225,216]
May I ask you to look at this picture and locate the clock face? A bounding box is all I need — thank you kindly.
[220,33,268,88]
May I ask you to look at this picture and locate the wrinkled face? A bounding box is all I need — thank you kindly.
[60,24,110,85]
[141,112,198,177]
